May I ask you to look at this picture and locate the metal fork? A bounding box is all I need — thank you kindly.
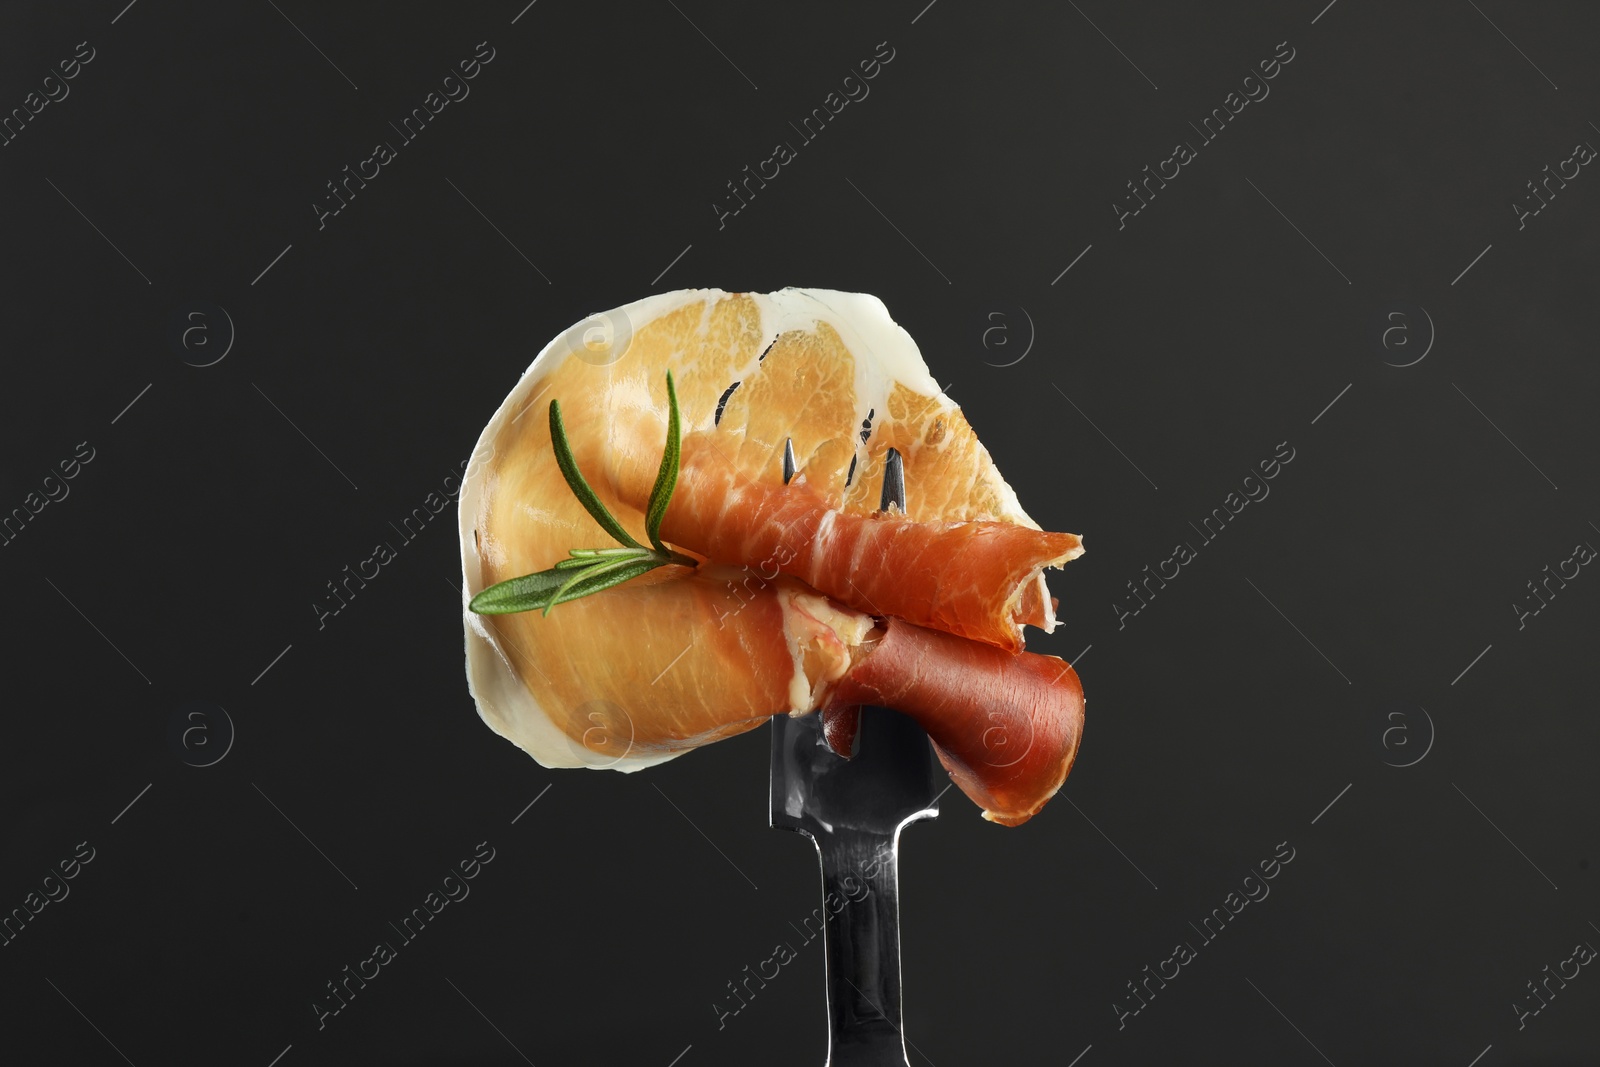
[770,448,941,1066]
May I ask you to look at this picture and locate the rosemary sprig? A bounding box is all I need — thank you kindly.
[469,370,696,617]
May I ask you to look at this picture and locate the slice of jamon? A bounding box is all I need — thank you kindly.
[459,289,1087,824]
[824,619,1084,826]
[614,435,1082,653]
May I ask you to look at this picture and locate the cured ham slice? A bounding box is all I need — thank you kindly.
[825,619,1084,826]
[459,289,1087,824]
[621,438,1082,653]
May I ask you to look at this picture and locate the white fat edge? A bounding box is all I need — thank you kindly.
[816,288,1044,532]
[779,613,812,714]
[998,541,1086,639]
[813,510,838,551]
[776,586,876,714]
[760,289,1045,529]
[800,594,877,710]
[987,460,1041,529]
[1034,573,1058,633]
[1008,573,1057,639]
[770,290,941,497]
[458,289,730,774]
[782,288,943,397]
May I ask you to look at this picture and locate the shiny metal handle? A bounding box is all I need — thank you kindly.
[811,827,913,1066]
[771,704,938,1065]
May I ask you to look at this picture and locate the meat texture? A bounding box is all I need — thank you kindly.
[459,289,1087,823]
[618,438,1082,654]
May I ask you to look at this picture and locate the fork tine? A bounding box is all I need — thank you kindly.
[879,447,905,513]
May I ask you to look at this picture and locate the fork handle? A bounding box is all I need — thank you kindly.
[811,827,914,1066]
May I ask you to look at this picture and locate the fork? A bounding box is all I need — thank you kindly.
[769,447,941,1066]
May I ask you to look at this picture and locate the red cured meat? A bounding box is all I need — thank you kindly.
[829,618,1085,826]
[636,436,1083,654]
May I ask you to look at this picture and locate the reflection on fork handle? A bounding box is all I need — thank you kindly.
[770,705,940,1067]
[813,828,914,1066]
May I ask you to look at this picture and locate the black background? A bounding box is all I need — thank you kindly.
[2,1,1597,1064]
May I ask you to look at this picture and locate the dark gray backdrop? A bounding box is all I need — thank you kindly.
[2,1,1596,1064]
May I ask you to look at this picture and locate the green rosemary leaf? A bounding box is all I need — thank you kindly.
[542,556,665,616]
[549,397,644,550]
[468,370,698,619]
[556,557,668,604]
[468,568,571,614]
[557,547,649,569]
[470,557,666,615]
[645,369,682,555]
